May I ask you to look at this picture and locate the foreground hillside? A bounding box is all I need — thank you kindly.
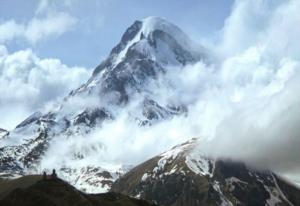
[1,140,299,206]
[0,176,156,206]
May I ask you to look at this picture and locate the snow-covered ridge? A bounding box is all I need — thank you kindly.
[147,138,215,179]
[111,139,300,206]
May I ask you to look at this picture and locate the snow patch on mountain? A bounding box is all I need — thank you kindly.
[57,166,128,193]
[271,174,294,206]
[113,27,142,67]
[212,181,234,206]
[185,153,214,177]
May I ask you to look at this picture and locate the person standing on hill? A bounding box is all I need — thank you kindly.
[51,169,57,179]
[42,171,47,180]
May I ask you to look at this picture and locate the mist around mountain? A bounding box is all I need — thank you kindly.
[0,0,300,205]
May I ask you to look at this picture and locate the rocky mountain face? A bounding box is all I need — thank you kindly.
[0,176,157,206]
[111,139,300,206]
[0,17,208,192]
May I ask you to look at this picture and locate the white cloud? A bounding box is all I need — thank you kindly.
[199,0,300,183]
[218,0,300,59]
[0,20,24,43]
[0,46,90,129]
[0,11,76,44]
[24,12,77,44]
[36,0,50,14]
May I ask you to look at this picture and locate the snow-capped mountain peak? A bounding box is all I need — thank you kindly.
[91,16,207,77]
[0,17,208,193]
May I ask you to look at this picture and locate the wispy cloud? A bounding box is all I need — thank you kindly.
[0,12,77,44]
[0,0,77,45]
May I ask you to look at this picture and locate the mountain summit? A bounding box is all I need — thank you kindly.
[92,16,206,75]
[73,16,208,103]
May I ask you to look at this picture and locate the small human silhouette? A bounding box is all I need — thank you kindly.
[51,169,57,179]
[42,171,47,180]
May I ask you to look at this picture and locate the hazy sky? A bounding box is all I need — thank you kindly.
[0,0,233,68]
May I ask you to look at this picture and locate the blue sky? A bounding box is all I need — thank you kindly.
[0,0,233,68]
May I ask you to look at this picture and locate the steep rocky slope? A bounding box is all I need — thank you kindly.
[111,139,300,206]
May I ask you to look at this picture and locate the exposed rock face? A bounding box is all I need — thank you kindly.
[0,17,207,192]
[111,139,300,206]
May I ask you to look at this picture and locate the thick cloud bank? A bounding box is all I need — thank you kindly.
[204,0,300,180]
[0,46,90,129]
